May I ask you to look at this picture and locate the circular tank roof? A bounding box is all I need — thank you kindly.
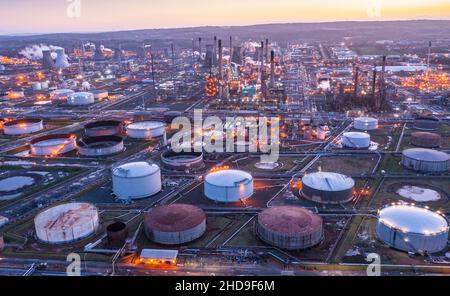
[127,121,164,130]
[411,132,441,141]
[302,172,355,192]
[35,203,98,233]
[145,204,205,232]
[355,117,377,123]
[205,169,253,187]
[258,206,322,235]
[343,132,370,139]
[113,162,159,178]
[402,148,450,162]
[379,205,448,235]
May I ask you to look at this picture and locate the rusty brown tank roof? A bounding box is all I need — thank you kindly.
[258,206,322,235]
[144,204,205,232]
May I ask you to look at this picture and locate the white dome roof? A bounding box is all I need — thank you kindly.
[302,172,355,191]
[113,162,160,178]
[379,205,448,235]
[205,169,252,187]
[127,121,165,130]
[343,132,370,139]
[402,148,450,162]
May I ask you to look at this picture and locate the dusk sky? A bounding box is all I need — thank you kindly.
[1,0,450,34]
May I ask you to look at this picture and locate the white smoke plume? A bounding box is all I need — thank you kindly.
[19,44,64,60]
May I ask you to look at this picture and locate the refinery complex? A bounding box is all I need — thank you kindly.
[0,19,449,278]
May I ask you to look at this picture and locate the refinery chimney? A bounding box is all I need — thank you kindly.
[198,37,202,58]
[270,50,275,88]
[265,38,269,63]
[353,64,359,98]
[213,36,217,66]
[378,56,387,111]
[42,50,55,69]
[218,39,223,81]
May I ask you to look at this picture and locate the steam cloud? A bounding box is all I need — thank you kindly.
[19,44,63,60]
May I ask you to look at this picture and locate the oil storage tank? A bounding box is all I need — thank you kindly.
[301,172,355,204]
[204,169,253,202]
[257,206,323,250]
[34,203,99,244]
[401,148,449,173]
[144,204,206,245]
[106,221,128,246]
[112,161,162,200]
[84,120,122,137]
[413,116,440,131]
[30,134,77,156]
[161,149,203,171]
[3,119,44,135]
[127,121,165,139]
[77,135,124,157]
[377,204,449,253]
[354,117,378,131]
[410,132,442,148]
[341,132,370,148]
[67,92,95,105]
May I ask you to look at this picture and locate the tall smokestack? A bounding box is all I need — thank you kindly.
[55,48,70,69]
[171,44,175,66]
[353,64,359,98]
[372,64,377,99]
[379,56,387,111]
[427,41,432,74]
[151,53,156,95]
[198,37,202,58]
[218,40,223,81]
[265,38,269,63]
[213,36,217,66]
[192,39,195,65]
[260,41,266,98]
[42,50,55,69]
[270,50,275,88]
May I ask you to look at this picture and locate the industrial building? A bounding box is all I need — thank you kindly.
[139,249,178,265]
[257,206,323,250]
[3,119,44,136]
[354,117,378,130]
[204,169,254,202]
[112,161,162,200]
[341,132,371,149]
[126,121,166,139]
[34,203,99,244]
[301,172,355,204]
[161,149,204,171]
[410,132,442,148]
[30,134,77,156]
[84,120,123,137]
[67,92,95,105]
[144,204,206,245]
[377,204,449,253]
[50,89,74,101]
[401,148,450,173]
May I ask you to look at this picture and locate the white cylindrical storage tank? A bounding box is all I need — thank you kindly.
[204,169,253,202]
[112,161,161,200]
[341,132,371,148]
[401,148,450,173]
[377,204,449,253]
[3,119,44,135]
[30,134,77,156]
[144,204,206,245]
[51,89,74,101]
[40,81,49,89]
[301,172,355,204]
[257,206,323,250]
[354,117,378,130]
[32,82,42,91]
[67,92,95,105]
[34,203,99,244]
[127,121,165,139]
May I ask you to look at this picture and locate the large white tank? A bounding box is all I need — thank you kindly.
[34,203,99,244]
[301,171,355,204]
[50,89,74,101]
[67,92,95,105]
[341,132,371,148]
[112,162,162,200]
[3,119,44,135]
[54,48,70,69]
[377,204,449,253]
[204,169,253,202]
[30,134,77,156]
[401,148,450,173]
[354,117,378,130]
[127,121,166,139]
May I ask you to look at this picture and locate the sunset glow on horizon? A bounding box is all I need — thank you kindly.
[0,0,449,34]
